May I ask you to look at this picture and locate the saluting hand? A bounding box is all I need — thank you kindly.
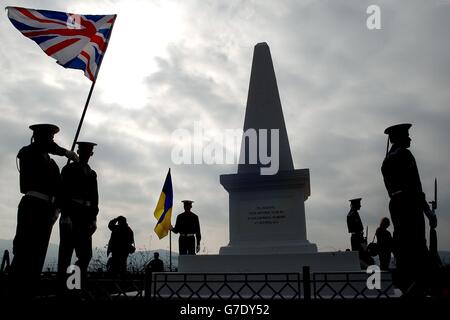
[65,150,79,162]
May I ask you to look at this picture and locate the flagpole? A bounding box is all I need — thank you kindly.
[69,79,97,153]
[169,230,172,271]
[68,15,117,156]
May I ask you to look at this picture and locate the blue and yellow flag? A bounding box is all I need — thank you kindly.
[153,169,173,239]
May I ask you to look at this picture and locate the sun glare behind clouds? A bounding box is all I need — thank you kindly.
[74,1,186,110]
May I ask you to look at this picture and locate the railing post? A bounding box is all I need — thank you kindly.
[144,269,152,300]
[303,266,311,301]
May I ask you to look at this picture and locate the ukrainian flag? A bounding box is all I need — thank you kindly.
[153,169,173,239]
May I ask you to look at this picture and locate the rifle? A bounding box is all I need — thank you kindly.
[428,178,441,266]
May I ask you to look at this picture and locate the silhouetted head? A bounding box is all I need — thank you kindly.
[349,198,362,210]
[384,123,412,148]
[380,217,390,229]
[76,141,96,164]
[154,252,159,259]
[117,216,127,226]
[182,200,194,213]
[29,124,59,150]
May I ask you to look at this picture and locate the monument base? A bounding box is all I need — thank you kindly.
[220,169,318,256]
[178,251,361,273]
[219,240,318,255]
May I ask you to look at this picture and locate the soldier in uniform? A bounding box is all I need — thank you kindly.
[57,142,99,289]
[146,252,164,273]
[347,198,364,252]
[170,200,201,255]
[381,123,437,295]
[347,198,375,268]
[10,124,78,295]
[107,216,135,276]
[144,251,164,297]
[375,217,393,270]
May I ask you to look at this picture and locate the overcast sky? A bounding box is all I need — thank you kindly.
[1,0,449,255]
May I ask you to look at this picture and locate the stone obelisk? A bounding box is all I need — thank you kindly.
[219,42,317,255]
[177,43,360,272]
[237,42,294,174]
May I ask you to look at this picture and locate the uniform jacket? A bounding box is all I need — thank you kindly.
[172,212,201,244]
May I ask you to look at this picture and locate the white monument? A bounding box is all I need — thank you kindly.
[219,42,317,255]
[178,43,360,272]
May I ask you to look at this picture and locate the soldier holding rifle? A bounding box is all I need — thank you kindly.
[381,123,437,296]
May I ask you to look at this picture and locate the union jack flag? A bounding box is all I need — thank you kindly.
[7,6,116,81]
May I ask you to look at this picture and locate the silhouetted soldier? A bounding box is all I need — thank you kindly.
[347,198,374,268]
[170,200,201,255]
[376,217,393,270]
[144,251,165,298]
[10,124,78,296]
[347,198,364,252]
[146,252,164,273]
[381,123,437,295]
[107,216,135,276]
[58,142,99,289]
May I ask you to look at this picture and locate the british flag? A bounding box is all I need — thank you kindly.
[7,6,116,81]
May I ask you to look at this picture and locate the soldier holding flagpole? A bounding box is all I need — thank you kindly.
[170,200,202,255]
[7,6,117,296]
[10,124,78,297]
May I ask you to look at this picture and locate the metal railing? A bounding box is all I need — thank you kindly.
[83,276,144,301]
[151,272,302,301]
[0,264,396,301]
[313,271,394,300]
[149,266,396,301]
